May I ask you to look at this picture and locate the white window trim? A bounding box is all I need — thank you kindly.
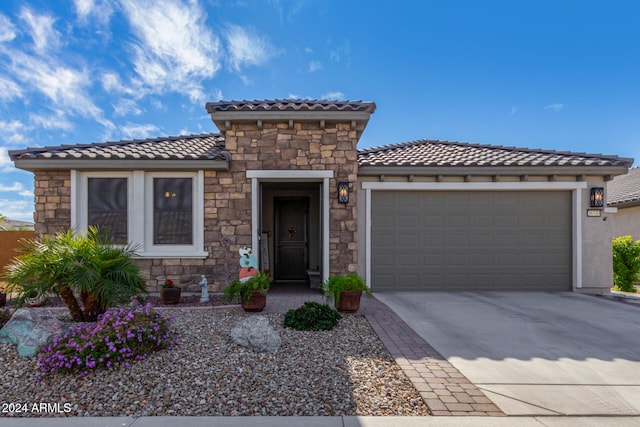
[362,180,587,291]
[72,170,207,258]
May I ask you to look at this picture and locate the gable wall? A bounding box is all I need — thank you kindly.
[203,121,359,289]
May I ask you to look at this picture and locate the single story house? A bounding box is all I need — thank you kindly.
[9,99,634,292]
[608,167,640,240]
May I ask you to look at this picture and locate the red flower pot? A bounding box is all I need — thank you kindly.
[241,290,267,312]
[160,287,181,305]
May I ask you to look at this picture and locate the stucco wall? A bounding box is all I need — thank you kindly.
[580,177,614,290]
[612,205,640,241]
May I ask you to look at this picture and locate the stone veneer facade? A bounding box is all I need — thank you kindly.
[33,170,71,237]
[199,120,361,290]
[32,120,362,292]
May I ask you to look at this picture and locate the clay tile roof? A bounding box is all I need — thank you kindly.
[205,99,376,114]
[607,167,640,206]
[9,133,229,161]
[357,139,633,168]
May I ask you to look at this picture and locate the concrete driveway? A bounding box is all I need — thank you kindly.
[375,292,640,416]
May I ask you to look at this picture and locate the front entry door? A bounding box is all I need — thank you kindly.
[275,197,309,281]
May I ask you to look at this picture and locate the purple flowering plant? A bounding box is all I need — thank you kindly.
[38,297,176,378]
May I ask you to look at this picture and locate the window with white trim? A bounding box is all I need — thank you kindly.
[73,170,206,258]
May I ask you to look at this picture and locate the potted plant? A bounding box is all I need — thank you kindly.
[222,271,272,312]
[24,288,48,307]
[159,279,181,305]
[322,273,371,313]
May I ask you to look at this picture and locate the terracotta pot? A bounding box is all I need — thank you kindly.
[241,290,267,312]
[160,287,181,305]
[0,292,5,308]
[337,290,363,313]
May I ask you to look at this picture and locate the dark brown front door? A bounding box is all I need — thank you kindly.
[275,197,309,281]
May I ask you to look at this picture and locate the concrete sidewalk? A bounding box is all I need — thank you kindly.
[2,416,640,427]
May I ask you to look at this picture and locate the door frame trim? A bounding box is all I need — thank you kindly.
[363,181,587,291]
[248,170,332,282]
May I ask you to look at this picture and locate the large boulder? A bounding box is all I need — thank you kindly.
[0,308,67,358]
[230,316,281,352]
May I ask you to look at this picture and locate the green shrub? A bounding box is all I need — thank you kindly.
[284,301,341,331]
[612,236,640,293]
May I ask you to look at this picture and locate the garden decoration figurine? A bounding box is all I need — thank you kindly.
[199,275,209,303]
[238,246,259,283]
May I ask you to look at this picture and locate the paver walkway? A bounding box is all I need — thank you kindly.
[264,285,503,416]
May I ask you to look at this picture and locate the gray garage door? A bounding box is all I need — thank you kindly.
[371,191,572,291]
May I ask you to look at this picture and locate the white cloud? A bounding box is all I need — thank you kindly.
[308,61,323,72]
[329,39,351,64]
[120,122,159,139]
[0,120,28,144]
[120,0,222,103]
[224,24,277,71]
[19,7,62,53]
[74,0,95,19]
[29,111,74,131]
[544,103,564,112]
[321,91,345,100]
[7,50,112,129]
[0,147,16,172]
[0,77,23,101]
[74,0,114,24]
[510,106,519,115]
[112,98,143,117]
[101,72,141,97]
[0,14,16,43]
[304,47,313,54]
[0,182,25,192]
[0,199,34,221]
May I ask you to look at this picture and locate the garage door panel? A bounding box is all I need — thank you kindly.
[372,191,571,291]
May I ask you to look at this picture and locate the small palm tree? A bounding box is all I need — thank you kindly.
[3,227,146,321]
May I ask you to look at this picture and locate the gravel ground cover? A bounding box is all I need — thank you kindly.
[0,308,430,417]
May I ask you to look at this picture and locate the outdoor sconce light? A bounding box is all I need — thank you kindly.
[590,187,604,208]
[338,181,349,204]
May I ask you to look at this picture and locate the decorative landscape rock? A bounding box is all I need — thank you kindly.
[0,308,67,358]
[230,315,281,352]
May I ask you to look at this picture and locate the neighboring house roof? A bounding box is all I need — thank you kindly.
[0,219,34,230]
[206,99,376,114]
[607,167,640,207]
[9,133,228,161]
[358,139,633,168]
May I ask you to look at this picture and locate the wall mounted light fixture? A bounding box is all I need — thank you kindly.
[590,187,604,208]
[338,181,349,204]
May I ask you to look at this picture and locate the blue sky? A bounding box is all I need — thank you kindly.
[1,0,639,221]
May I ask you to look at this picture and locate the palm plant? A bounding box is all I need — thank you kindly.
[2,227,146,322]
